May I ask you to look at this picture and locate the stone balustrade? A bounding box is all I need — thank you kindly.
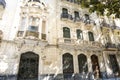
[58,38,102,48]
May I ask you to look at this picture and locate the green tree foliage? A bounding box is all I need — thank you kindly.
[77,0,120,18]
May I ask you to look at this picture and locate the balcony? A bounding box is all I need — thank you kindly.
[74,17,81,22]
[16,31,48,41]
[105,43,117,50]
[25,30,39,39]
[58,38,102,50]
[61,13,73,21]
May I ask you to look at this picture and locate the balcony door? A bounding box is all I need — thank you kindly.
[17,52,39,80]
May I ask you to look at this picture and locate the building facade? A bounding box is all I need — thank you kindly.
[0,0,120,80]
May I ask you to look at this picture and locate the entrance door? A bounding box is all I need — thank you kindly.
[62,53,74,79]
[78,54,88,73]
[17,52,39,80]
[91,55,101,78]
[109,54,120,76]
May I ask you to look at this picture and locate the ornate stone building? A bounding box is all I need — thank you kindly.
[0,0,120,80]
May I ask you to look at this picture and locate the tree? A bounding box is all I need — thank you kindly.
[78,0,120,18]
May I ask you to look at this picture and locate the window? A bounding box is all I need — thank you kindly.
[74,11,80,18]
[109,54,120,76]
[28,16,39,32]
[20,17,26,31]
[76,29,83,39]
[42,20,46,34]
[88,31,94,41]
[41,20,46,40]
[28,26,38,32]
[17,52,39,80]
[29,16,39,26]
[63,27,70,38]
[85,14,89,20]
[61,8,68,18]
[62,53,74,78]
[74,11,80,21]
[78,54,88,73]
[91,55,101,78]
[62,8,68,14]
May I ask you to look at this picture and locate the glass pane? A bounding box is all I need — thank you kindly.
[28,26,38,32]
[109,54,120,76]
[63,53,74,73]
[78,54,88,73]
[74,11,79,18]
[88,32,94,41]
[85,14,89,20]
[77,29,83,39]
[63,53,74,79]
[17,52,39,80]
[63,27,70,38]
[62,8,68,14]
[20,17,26,31]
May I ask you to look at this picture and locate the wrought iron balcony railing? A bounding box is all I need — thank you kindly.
[61,13,73,20]
[74,17,81,22]
[105,43,117,49]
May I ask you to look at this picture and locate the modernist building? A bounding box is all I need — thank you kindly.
[0,0,120,80]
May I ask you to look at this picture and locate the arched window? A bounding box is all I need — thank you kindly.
[17,52,39,80]
[78,54,88,73]
[62,53,74,78]
[88,31,94,41]
[109,54,120,76]
[91,55,100,78]
[63,27,71,38]
[61,8,68,18]
[74,11,80,18]
[76,29,83,39]
[62,8,68,14]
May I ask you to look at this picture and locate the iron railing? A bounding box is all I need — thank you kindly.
[61,13,73,20]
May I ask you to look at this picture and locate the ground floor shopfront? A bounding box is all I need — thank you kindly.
[0,41,120,80]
